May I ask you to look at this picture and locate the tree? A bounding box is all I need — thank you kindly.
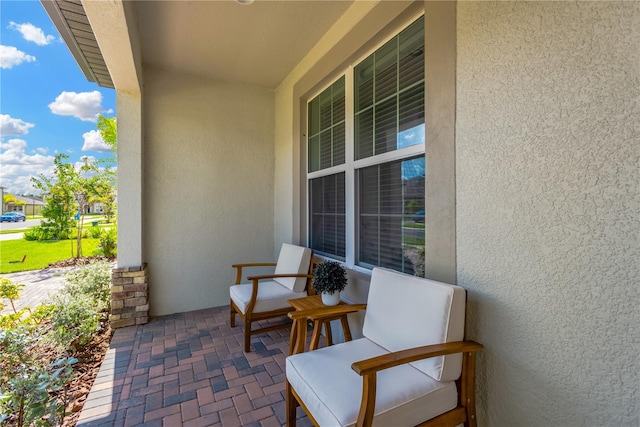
[74,157,116,257]
[97,115,116,154]
[95,115,117,223]
[31,154,116,257]
[32,155,77,243]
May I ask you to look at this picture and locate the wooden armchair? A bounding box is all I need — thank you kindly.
[285,267,483,426]
[229,243,313,352]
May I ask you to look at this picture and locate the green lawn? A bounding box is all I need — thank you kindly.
[0,238,101,273]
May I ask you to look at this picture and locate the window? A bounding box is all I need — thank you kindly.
[307,16,425,276]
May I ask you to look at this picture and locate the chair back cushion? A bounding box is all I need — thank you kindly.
[273,243,313,292]
[362,268,466,382]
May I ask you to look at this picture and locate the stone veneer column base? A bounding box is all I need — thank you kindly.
[110,263,149,328]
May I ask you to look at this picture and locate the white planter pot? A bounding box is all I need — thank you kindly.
[321,291,340,306]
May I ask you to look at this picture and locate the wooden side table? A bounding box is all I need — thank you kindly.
[287,295,366,355]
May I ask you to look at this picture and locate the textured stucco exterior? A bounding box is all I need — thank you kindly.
[143,68,275,316]
[456,2,640,425]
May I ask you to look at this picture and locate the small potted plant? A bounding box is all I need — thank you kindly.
[312,261,348,306]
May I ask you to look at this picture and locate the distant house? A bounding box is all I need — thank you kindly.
[7,195,46,216]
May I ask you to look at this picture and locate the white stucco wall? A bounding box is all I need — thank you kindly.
[456,2,640,425]
[143,68,275,316]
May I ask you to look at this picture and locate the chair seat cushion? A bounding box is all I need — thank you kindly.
[286,338,458,427]
[230,280,306,314]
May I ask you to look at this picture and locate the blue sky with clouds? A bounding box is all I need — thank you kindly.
[1,0,116,196]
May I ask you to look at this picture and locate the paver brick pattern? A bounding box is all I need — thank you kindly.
[76,306,316,427]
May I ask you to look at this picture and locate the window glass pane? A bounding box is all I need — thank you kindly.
[355,55,374,112]
[308,135,320,172]
[375,38,398,102]
[355,108,374,160]
[398,84,425,149]
[399,16,424,91]
[319,87,332,130]
[309,173,346,259]
[359,216,379,266]
[333,122,345,165]
[333,77,345,124]
[358,156,425,276]
[308,98,319,136]
[320,129,332,170]
[374,97,398,156]
[399,84,424,131]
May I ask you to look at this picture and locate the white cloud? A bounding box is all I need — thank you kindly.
[8,22,55,46]
[0,114,35,136]
[0,138,55,194]
[0,45,35,69]
[48,91,112,122]
[35,147,48,154]
[82,130,111,152]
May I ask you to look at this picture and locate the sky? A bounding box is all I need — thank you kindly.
[0,0,116,196]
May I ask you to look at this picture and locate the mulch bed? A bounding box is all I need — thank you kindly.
[61,318,112,427]
[46,255,115,269]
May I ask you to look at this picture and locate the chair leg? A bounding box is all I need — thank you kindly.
[286,380,297,427]
[230,304,236,327]
[244,319,252,352]
[462,351,478,427]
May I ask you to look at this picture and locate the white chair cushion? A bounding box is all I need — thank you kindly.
[286,338,458,427]
[362,268,466,382]
[274,243,312,292]
[230,280,306,314]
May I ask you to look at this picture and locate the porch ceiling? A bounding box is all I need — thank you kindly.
[45,0,354,90]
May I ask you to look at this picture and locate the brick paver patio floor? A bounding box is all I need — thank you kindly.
[76,306,314,427]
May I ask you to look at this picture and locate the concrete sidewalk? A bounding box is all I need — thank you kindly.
[0,267,73,314]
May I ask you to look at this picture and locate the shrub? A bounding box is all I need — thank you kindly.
[89,225,102,239]
[0,309,31,330]
[0,327,73,427]
[99,228,117,258]
[48,293,100,350]
[23,225,58,241]
[62,260,112,312]
[0,332,76,427]
[0,278,25,314]
[22,227,41,241]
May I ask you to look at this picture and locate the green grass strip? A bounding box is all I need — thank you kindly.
[0,238,101,273]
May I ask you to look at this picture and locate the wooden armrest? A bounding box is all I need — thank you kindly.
[352,340,483,376]
[351,340,484,427]
[242,274,313,314]
[288,304,367,320]
[232,262,277,268]
[246,273,312,281]
[232,262,277,284]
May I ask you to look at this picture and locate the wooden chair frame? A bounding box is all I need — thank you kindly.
[285,305,483,427]
[229,256,316,352]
